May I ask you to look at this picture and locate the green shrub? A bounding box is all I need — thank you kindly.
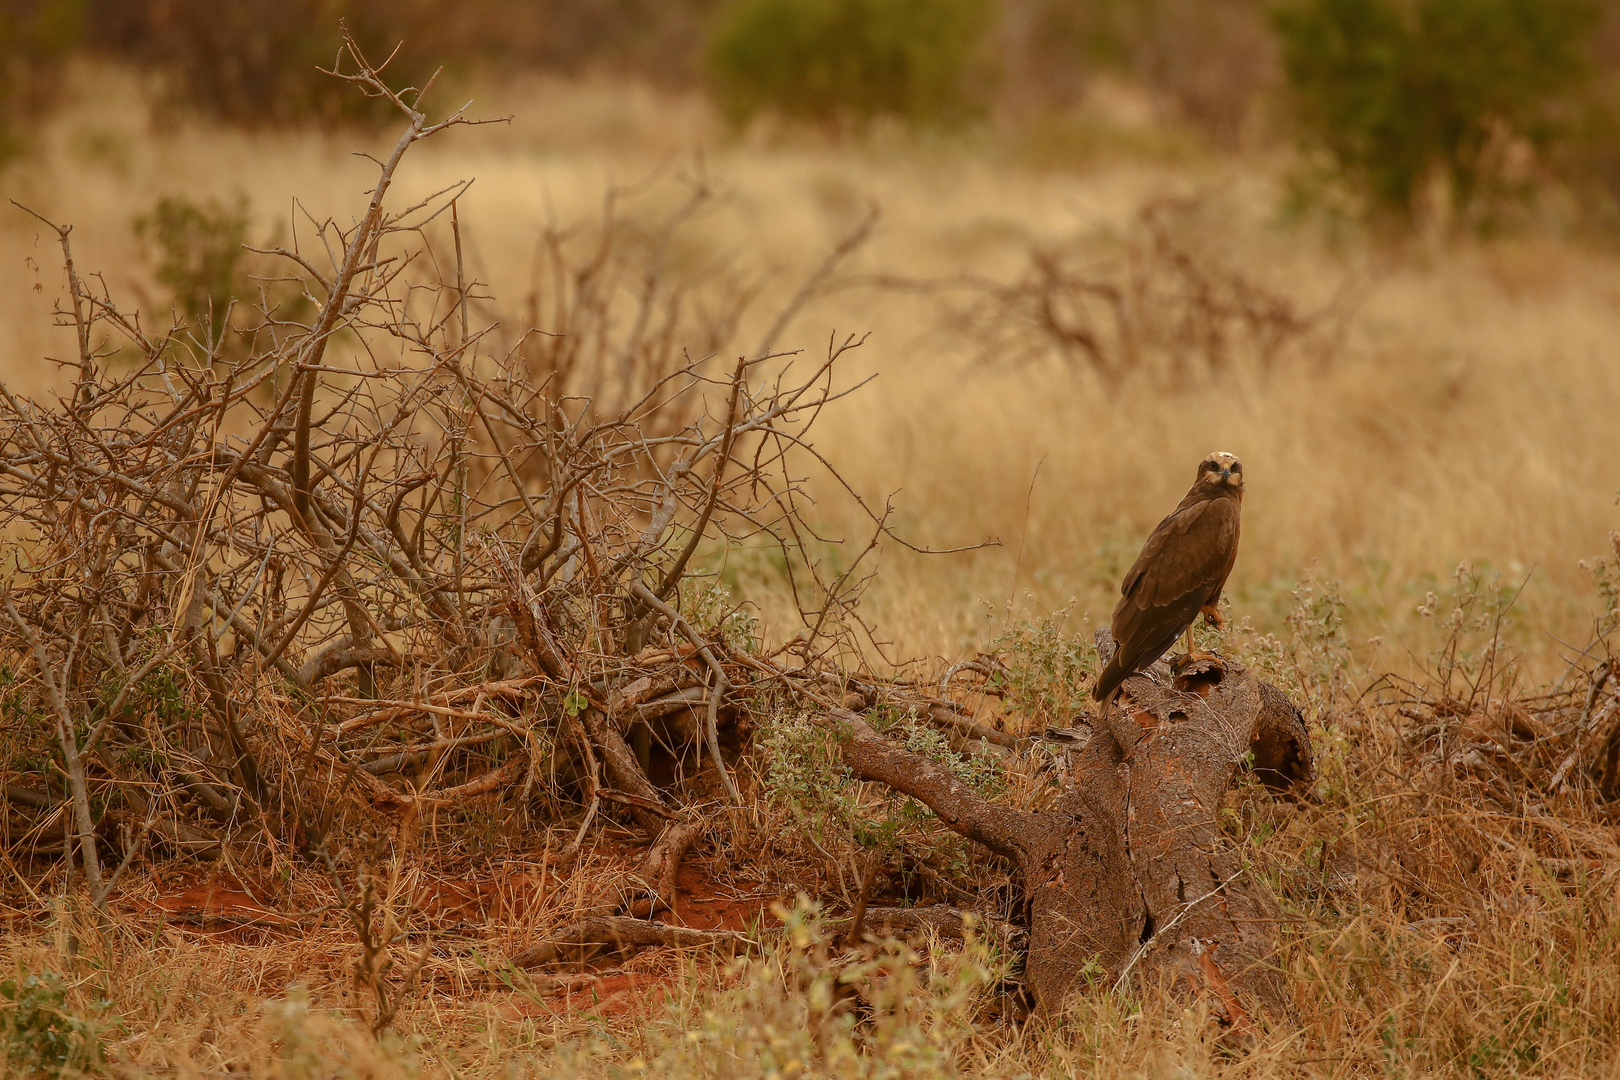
[983,604,1095,731]
[1273,0,1599,224]
[0,971,112,1077]
[706,0,996,127]
[134,195,250,334]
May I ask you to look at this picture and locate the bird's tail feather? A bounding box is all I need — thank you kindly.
[1092,654,1129,702]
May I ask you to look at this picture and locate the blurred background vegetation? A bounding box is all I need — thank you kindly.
[5,0,1620,231]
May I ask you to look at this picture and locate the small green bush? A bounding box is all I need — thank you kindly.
[983,604,1095,730]
[0,971,112,1078]
[706,0,996,127]
[134,195,250,333]
[1273,0,1599,225]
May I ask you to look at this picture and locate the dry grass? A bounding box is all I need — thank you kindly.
[2,63,1619,1078]
[6,65,1618,673]
[3,615,1618,1080]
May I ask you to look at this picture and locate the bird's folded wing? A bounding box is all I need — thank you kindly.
[1117,497,1238,612]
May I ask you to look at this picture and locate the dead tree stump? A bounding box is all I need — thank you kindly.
[836,635,1312,1022]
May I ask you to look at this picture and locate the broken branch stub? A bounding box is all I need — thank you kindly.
[836,633,1312,1021]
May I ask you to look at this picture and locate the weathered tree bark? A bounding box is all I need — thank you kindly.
[835,634,1312,1022]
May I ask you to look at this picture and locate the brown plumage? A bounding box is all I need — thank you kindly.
[1093,451,1243,702]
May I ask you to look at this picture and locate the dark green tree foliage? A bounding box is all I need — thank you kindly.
[1273,0,1599,221]
[706,0,996,127]
[87,0,449,126]
[0,0,84,161]
[85,0,722,126]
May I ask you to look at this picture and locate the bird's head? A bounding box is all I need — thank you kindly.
[1197,451,1243,492]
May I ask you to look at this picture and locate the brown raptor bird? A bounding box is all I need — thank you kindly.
[1092,451,1243,702]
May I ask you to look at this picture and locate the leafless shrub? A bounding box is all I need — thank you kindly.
[0,32,929,933]
[904,197,1371,386]
[504,176,752,435]
[88,0,718,127]
[997,0,1276,146]
[1373,565,1620,807]
[323,853,433,1037]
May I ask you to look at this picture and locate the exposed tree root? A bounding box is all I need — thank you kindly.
[835,632,1314,1021]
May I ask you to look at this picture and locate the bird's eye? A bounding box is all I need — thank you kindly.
[1230,462,1242,473]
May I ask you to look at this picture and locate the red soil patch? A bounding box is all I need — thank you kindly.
[132,873,290,924]
[412,870,544,923]
[521,859,781,1016]
[665,860,780,932]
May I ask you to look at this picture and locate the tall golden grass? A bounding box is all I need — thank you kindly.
[4,65,1616,676]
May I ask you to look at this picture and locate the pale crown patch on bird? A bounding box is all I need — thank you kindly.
[1197,451,1243,490]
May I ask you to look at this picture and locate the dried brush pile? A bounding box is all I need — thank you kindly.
[0,42,952,934]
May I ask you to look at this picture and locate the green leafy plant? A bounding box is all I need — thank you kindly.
[0,971,113,1077]
[706,0,996,128]
[682,582,760,654]
[756,703,1003,911]
[1273,0,1599,226]
[984,604,1094,731]
[758,709,862,838]
[134,194,250,336]
[95,662,196,728]
[892,710,1005,797]
[1578,530,1620,640]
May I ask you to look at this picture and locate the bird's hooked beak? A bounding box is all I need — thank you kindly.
[1198,452,1242,489]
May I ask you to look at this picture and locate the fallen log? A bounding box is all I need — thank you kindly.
[834,634,1312,1022]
